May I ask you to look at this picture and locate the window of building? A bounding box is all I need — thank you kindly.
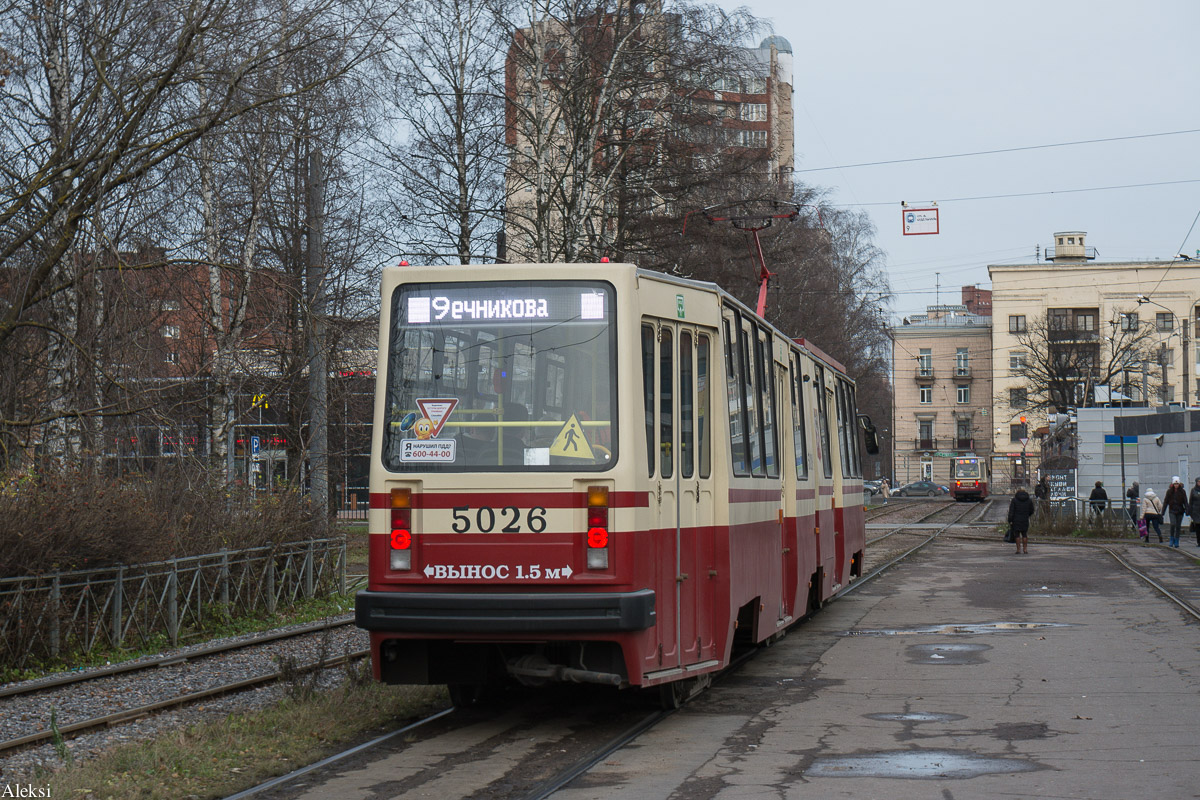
[1057,237,1064,245]
[1008,315,1026,333]
[918,348,932,376]
[1157,312,1174,331]
[918,419,933,445]
[161,300,180,312]
[1159,347,1175,366]
[1120,312,1139,331]
[1010,423,1027,442]
[1009,351,1027,371]
[742,76,766,93]
[740,103,766,121]
[165,352,178,364]
[1049,308,1069,330]
[1009,387,1027,408]
[1068,237,1075,244]
[162,325,180,339]
[956,418,971,444]
[1160,385,1176,403]
[740,129,767,148]
[957,385,969,403]
[1076,313,1095,332]
[919,387,932,404]
[955,347,969,376]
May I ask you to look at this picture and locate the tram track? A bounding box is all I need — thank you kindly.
[0,616,362,758]
[948,526,1200,622]
[224,508,990,800]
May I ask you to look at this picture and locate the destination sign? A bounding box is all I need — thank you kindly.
[398,282,610,326]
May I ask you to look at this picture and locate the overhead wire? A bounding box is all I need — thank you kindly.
[794,128,1200,174]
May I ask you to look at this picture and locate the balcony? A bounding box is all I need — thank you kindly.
[953,366,973,381]
[956,438,975,451]
[914,438,936,452]
[914,367,935,383]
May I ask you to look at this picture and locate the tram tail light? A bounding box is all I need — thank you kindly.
[390,488,412,571]
[586,485,609,569]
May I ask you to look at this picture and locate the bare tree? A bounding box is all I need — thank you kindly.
[1005,308,1163,418]
[500,0,765,263]
[0,0,384,463]
[376,0,508,264]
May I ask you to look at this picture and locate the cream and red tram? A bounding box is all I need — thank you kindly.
[355,263,874,704]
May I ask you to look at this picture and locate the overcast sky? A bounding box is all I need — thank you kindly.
[735,0,1200,320]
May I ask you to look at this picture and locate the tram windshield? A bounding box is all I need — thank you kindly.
[955,459,981,480]
[382,280,617,472]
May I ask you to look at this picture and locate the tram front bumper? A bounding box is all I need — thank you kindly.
[355,588,656,633]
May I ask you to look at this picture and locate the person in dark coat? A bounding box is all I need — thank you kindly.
[1088,481,1108,525]
[1125,482,1140,526]
[1164,476,1187,547]
[1007,488,1035,554]
[1189,478,1200,547]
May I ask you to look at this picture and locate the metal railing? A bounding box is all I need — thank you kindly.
[0,537,346,672]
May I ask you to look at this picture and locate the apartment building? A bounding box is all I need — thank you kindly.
[989,231,1200,487]
[892,304,993,485]
[503,16,795,261]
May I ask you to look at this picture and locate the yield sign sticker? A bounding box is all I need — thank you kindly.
[415,398,459,438]
[549,414,594,459]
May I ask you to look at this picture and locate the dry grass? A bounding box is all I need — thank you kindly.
[0,464,323,577]
[44,673,446,800]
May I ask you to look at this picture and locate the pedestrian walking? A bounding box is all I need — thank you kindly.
[1007,487,1035,554]
[1142,489,1165,543]
[880,478,891,504]
[1034,476,1049,517]
[1164,476,1187,548]
[1190,478,1200,547]
[1088,481,1108,525]
[1126,481,1140,527]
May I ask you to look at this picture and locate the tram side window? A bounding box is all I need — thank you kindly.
[660,327,674,478]
[724,317,749,476]
[790,356,808,479]
[847,384,863,477]
[680,331,694,478]
[642,324,656,478]
[739,321,764,477]
[698,334,711,479]
[834,378,851,478]
[757,328,779,478]
[814,365,833,479]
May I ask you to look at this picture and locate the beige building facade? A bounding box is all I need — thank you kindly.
[891,306,993,486]
[989,231,1200,487]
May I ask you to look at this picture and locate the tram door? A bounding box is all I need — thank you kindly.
[643,321,714,670]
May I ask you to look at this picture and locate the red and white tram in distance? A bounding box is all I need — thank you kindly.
[951,455,989,501]
[355,263,878,705]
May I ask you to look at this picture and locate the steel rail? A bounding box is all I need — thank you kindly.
[0,648,370,756]
[0,615,355,700]
[222,707,457,800]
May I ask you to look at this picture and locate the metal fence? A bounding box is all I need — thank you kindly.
[1033,499,1137,530]
[0,537,347,672]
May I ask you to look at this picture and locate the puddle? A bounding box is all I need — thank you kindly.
[906,642,991,665]
[806,749,1040,779]
[843,621,1066,637]
[865,712,966,724]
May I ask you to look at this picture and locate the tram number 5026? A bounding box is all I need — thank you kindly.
[451,505,547,534]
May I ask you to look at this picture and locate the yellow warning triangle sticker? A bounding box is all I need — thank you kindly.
[549,414,594,459]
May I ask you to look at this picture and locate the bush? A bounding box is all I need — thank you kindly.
[0,463,322,577]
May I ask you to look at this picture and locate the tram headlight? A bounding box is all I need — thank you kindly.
[390,488,412,571]
[587,485,609,569]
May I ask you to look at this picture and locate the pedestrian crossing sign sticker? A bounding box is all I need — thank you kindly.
[549,414,594,459]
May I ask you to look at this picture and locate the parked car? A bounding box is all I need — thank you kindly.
[894,480,945,497]
[863,480,883,496]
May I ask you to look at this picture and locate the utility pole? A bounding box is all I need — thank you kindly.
[306,149,329,527]
[1183,320,1190,407]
